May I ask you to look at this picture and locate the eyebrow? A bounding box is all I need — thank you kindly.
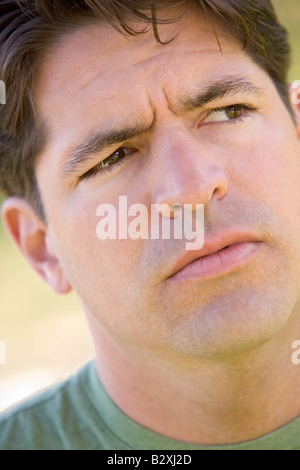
[63,75,263,178]
[179,76,263,111]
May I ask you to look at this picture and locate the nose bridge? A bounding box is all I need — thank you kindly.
[149,125,229,206]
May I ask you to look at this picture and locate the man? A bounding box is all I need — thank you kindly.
[1,0,300,451]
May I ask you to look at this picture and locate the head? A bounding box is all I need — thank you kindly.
[1,0,300,360]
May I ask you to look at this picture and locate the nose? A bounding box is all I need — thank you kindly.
[149,127,229,213]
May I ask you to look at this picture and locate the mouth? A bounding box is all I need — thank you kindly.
[167,234,263,283]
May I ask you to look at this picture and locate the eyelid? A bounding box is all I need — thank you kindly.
[80,146,134,180]
[80,103,258,181]
[200,103,259,125]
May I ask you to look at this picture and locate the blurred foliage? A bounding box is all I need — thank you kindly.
[273,0,300,80]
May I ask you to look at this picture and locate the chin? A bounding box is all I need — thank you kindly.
[161,287,297,360]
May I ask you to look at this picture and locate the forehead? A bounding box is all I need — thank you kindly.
[33,9,264,145]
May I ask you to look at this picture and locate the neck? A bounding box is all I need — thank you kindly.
[88,310,300,446]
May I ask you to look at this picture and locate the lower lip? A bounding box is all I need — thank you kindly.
[168,242,262,283]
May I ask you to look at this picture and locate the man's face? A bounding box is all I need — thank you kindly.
[34,8,300,358]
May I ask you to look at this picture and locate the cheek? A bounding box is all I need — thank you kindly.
[60,214,118,278]
[50,199,140,308]
[230,119,300,215]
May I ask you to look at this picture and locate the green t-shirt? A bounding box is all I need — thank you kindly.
[0,360,300,450]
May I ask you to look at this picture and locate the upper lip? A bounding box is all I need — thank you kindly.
[167,231,260,279]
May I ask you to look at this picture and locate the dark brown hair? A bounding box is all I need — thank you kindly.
[0,0,293,220]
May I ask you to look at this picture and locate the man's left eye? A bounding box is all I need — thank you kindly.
[203,104,250,124]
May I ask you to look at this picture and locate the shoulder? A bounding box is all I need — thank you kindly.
[0,361,103,450]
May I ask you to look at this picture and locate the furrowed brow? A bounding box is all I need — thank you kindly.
[180,76,263,111]
[63,123,153,178]
[63,76,263,178]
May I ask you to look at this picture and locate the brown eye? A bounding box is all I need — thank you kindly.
[203,104,254,124]
[224,105,243,120]
[101,148,128,168]
[80,147,131,180]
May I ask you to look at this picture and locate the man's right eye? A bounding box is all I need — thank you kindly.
[80,147,132,180]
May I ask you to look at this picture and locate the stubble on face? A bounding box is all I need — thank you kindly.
[34,7,300,360]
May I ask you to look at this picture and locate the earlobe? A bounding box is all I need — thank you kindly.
[1,197,72,295]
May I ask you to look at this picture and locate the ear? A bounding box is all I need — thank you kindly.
[289,81,300,138]
[1,197,72,295]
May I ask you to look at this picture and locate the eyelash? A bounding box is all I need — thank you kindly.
[80,148,132,180]
[80,103,258,180]
[204,104,258,126]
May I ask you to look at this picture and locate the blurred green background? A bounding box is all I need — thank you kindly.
[0,0,300,411]
[273,0,300,80]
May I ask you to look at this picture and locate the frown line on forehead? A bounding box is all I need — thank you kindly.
[62,74,263,178]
